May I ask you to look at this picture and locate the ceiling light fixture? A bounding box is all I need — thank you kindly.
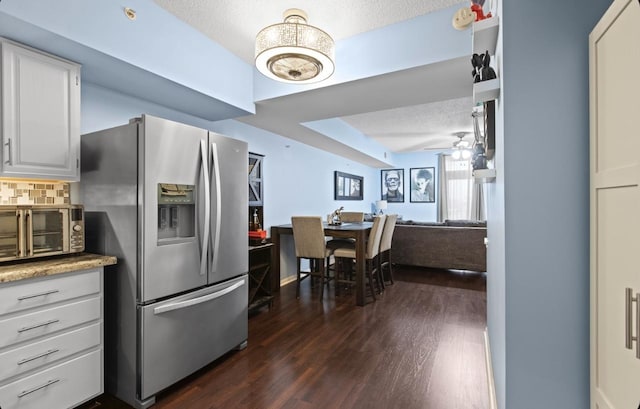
[255,9,335,84]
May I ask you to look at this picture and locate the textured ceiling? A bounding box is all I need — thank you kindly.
[341,97,476,153]
[153,0,474,157]
[153,0,466,64]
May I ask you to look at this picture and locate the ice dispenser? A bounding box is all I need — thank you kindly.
[158,183,195,242]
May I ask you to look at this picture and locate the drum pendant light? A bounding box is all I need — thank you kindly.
[255,9,335,84]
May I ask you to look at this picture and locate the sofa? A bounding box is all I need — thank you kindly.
[390,219,487,272]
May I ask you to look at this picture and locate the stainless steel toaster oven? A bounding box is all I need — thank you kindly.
[0,204,84,262]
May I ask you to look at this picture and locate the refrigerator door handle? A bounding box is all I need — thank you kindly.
[153,280,245,315]
[200,140,211,277]
[209,142,222,271]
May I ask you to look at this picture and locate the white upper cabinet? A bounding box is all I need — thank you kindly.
[1,38,81,181]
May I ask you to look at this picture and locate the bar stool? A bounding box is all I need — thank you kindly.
[291,216,334,300]
[334,215,386,301]
[378,214,398,287]
[326,211,364,275]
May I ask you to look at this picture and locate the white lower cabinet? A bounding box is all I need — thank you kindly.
[0,269,103,409]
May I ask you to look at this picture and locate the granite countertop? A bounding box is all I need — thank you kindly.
[0,253,117,283]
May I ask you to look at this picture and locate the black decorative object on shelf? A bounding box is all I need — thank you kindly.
[471,50,496,83]
[481,51,496,81]
[471,53,483,83]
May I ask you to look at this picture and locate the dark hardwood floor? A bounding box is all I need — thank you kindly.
[81,265,488,409]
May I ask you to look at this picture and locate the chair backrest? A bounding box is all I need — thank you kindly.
[379,214,398,252]
[366,215,386,259]
[340,211,364,223]
[291,216,326,259]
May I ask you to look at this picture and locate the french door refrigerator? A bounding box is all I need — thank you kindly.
[80,115,248,409]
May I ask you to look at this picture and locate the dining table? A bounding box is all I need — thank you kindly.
[270,221,373,306]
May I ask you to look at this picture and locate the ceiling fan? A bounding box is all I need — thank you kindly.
[451,132,472,160]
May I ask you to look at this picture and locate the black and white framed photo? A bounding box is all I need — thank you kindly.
[410,167,435,203]
[381,169,404,202]
[334,171,363,200]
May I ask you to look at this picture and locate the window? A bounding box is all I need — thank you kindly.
[438,155,485,221]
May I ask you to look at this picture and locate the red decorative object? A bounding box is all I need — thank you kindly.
[249,230,267,239]
[471,0,492,21]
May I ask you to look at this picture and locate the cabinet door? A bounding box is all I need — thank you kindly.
[590,1,640,408]
[1,40,80,180]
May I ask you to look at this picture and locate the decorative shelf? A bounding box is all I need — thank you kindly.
[473,78,500,104]
[473,168,496,183]
[472,16,499,55]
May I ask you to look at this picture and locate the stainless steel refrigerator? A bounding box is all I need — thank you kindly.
[80,115,248,409]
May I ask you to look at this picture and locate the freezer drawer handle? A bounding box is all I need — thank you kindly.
[153,280,245,315]
[17,349,60,365]
[17,379,60,398]
[18,319,60,333]
[17,289,60,301]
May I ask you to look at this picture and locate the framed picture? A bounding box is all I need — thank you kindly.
[410,167,435,203]
[381,169,404,202]
[334,171,363,200]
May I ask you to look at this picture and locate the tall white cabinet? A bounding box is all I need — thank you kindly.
[589,0,640,408]
[0,38,80,181]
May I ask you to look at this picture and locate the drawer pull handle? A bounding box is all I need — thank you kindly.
[17,378,60,398]
[17,289,60,301]
[17,319,60,333]
[17,349,60,365]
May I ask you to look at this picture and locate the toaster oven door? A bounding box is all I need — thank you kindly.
[29,208,68,256]
[0,208,20,261]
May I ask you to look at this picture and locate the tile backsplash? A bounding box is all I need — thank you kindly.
[0,181,70,205]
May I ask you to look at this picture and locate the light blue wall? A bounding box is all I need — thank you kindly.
[0,0,254,112]
[488,1,611,408]
[390,151,439,222]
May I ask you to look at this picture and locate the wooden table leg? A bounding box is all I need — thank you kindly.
[270,227,281,293]
[355,229,366,306]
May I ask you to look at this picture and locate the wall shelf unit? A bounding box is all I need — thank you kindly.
[473,168,496,183]
[472,16,500,104]
[472,16,499,55]
[473,78,500,104]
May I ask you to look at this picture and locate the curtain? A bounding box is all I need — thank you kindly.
[437,154,485,221]
[437,154,448,222]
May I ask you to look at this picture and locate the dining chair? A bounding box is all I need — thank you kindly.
[340,212,365,223]
[378,214,398,287]
[333,214,386,301]
[291,216,334,300]
[325,211,364,273]
[326,211,364,249]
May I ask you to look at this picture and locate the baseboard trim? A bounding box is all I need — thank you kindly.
[484,328,498,409]
[280,275,296,287]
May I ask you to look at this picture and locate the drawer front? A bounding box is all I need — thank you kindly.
[140,275,248,400]
[0,322,101,382]
[0,298,100,349]
[0,349,102,409]
[0,269,101,317]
